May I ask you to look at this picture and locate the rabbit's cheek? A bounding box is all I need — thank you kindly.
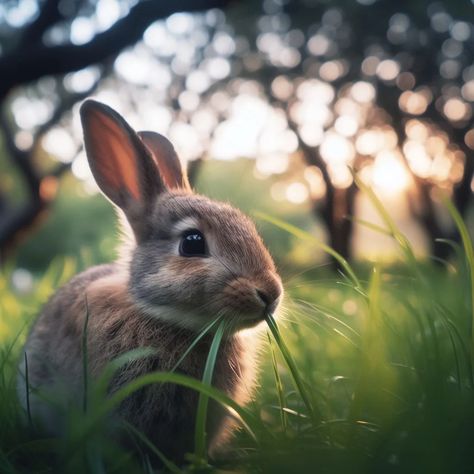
[131,257,213,311]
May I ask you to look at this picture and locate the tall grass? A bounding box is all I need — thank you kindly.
[1,191,474,473]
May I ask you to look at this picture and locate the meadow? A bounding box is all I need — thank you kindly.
[1,183,473,474]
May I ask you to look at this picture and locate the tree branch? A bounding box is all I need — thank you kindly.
[0,73,102,258]
[0,0,232,100]
[35,71,104,147]
[17,0,63,48]
[0,112,40,196]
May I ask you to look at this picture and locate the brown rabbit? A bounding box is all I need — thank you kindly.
[18,100,282,463]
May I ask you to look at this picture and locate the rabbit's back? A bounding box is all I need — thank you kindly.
[18,264,119,418]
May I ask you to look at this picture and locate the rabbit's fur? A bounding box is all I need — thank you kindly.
[18,100,282,463]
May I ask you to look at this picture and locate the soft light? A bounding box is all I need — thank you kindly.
[320,132,355,164]
[444,98,471,121]
[372,151,409,194]
[335,115,359,137]
[376,59,400,81]
[256,154,289,175]
[351,81,376,103]
[286,182,309,203]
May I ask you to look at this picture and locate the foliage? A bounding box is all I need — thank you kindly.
[0,0,230,256]
[2,0,473,263]
[219,0,474,259]
[1,194,474,473]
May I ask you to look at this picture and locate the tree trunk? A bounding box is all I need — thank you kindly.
[314,185,356,267]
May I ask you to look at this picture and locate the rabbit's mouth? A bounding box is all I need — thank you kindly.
[220,275,282,326]
[236,313,267,329]
[226,300,281,330]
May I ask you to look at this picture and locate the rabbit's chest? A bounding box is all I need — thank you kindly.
[110,338,246,446]
[88,306,257,441]
[109,335,245,398]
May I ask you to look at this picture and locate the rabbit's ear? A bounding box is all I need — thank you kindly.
[80,100,165,241]
[138,131,191,191]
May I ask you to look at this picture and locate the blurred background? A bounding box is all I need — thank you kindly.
[0,0,473,286]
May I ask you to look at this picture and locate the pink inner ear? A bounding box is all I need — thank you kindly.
[90,113,141,202]
[138,131,190,190]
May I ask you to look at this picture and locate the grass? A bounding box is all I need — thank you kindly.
[1,195,474,473]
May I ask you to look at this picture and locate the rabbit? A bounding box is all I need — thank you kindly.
[17,99,283,464]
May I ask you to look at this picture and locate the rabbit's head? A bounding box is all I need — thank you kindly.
[80,100,282,331]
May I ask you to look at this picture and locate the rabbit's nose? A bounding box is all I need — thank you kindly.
[256,289,270,306]
[255,274,282,315]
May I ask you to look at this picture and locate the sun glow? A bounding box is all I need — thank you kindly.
[371,151,410,195]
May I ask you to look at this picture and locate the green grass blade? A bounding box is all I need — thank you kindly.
[24,352,32,429]
[265,314,321,425]
[0,322,28,377]
[442,196,474,380]
[292,298,361,339]
[171,316,222,373]
[122,421,182,474]
[67,371,261,459]
[351,171,417,267]
[348,216,392,236]
[442,317,462,390]
[254,211,361,290]
[267,332,287,432]
[194,319,226,463]
[82,297,90,413]
[349,267,394,423]
[94,347,158,396]
[446,317,474,388]
[442,198,474,273]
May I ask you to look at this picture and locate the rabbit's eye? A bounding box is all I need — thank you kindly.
[180,229,207,257]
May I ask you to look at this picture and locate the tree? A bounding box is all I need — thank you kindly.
[217,0,474,261]
[2,0,473,265]
[110,0,473,262]
[0,0,230,261]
